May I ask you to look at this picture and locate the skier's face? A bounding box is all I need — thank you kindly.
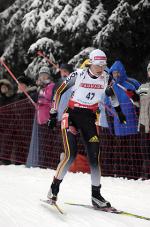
[90,64,106,76]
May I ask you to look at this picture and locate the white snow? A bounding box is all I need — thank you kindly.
[65,0,90,32]
[0,165,150,227]
[87,3,106,31]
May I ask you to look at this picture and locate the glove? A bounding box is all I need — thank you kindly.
[117,111,127,124]
[47,109,57,129]
[105,86,114,97]
[114,106,126,124]
[125,89,139,102]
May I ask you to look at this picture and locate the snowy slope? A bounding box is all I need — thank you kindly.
[0,165,150,227]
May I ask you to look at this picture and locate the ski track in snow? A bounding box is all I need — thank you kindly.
[0,165,150,227]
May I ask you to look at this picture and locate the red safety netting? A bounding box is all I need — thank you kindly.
[0,99,150,179]
[0,99,34,164]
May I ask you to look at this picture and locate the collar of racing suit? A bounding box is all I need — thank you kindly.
[88,69,99,79]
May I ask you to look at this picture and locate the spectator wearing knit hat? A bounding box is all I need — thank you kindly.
[36,66,55,125]
[26,66,55,168]
[36,66,53,87]
[0,79,16,107]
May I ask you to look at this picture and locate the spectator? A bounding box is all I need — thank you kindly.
[0,79,16,107]
[26,66,55,167]
[36,66,55,125]
[53,63,74,91]
[106,60,141,177]
[16,76,37,102]
[97,71,115,176]
[107,60,141,136]
[59,63,74,79]
[0,79,16,164]
[98,68,110,129]
[137,62,150,179]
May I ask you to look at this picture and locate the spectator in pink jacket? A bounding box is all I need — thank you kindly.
[36,66,55,125]
[26,66,55,167]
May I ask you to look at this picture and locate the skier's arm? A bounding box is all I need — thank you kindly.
[105,86,126,124]
[47,72,77,129]
[51,71,77,111]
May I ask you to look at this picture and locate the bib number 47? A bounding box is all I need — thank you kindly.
[86,92,95,100]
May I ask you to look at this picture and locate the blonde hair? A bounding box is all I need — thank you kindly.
[80,59,90,69]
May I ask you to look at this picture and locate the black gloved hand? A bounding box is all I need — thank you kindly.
[105,86,114,97]
[47,110,57,130]
[117,111,126,124]
[114,106,126,124]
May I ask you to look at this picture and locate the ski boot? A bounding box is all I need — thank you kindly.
[91,185,111,208]
[47,177,62,204]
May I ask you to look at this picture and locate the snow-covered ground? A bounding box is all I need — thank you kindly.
[0,165,150,227]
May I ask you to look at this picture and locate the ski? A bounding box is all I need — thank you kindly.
[65,202,150,221]
[40,199,64,215]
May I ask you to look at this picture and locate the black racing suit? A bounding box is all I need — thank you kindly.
[52,68,120,186]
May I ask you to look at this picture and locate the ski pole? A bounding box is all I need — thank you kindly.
[99,101,117,117]
[0,58,37,109]
[117,83,135,104]
[37,51,59,70]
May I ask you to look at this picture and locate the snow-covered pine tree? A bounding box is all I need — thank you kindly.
[0,0,149,81]
[94,0,150,80]
[26,37,62,79]
[86,2,107,34]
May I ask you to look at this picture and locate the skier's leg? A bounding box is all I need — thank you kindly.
[55,127,78,180]
[86,140,101,186]
[81,114,111,208]
[47,123,78,201]
[81,114,101,186]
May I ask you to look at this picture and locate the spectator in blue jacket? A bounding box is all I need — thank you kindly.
[106,60,141,178]
[107,60,141,136]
